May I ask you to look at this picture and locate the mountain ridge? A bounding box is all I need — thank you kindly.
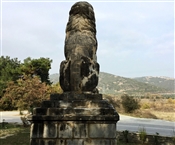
[134,76,175,92]
[49,72,174,95]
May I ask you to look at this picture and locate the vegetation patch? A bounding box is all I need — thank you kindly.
[121,94,140,113]
[117,130,175,145]
[0,127,30,145]
[0,122,30,143]
[103,94,175,121]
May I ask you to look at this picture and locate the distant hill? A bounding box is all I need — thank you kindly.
[134,76,175,92]
[49,72,172,95]
[97,72,168,95]
[49,73,59,84]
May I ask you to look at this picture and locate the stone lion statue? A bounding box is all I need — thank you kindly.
[59,1,99,93]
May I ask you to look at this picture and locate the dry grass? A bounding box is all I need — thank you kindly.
[104,95,175,122]
[139,99,175,121]
[150,111,175,121]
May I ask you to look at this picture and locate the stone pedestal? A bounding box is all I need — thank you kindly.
[29,93,119,145]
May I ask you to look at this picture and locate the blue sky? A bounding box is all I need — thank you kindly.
[1,0,174,78]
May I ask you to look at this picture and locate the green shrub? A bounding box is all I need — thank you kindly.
[138,127,147,144]
[121,94,140,113]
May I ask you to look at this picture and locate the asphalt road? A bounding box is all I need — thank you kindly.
[0,111,25,123]
[0,111,174,137]
[118,114,175,137]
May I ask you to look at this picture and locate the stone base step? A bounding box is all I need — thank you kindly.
[50,93,102,101]
[30,115,119,121]
[41,100,113,108]
[33,108,115,116]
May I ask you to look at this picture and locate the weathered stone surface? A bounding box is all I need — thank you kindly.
[59,1,99,93]
[30,121,118,144]
[40,140,56,145]
[31,115,119,121]
[67,139,84,145]
[31,94,119,121]
[73,123,88,138]
[30,123,44,138]
[111,139,117,145]
[30,139,39,145]
[56,140,65,145]
[59,122,73,138]
[43,122,57,138]
[31,139,117,145]
[84,139,111,145]
[36,108,114,116]
[41,99,113,109]
[89,123,116,138]
[30,139,57,145]
[50,93,102,101]
[33,108,47,115]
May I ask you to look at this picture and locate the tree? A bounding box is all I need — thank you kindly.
[0,75,50,111]
[0,56,52,98]
[20,57,52,84]
[0,56,54,110]
[0,56,21,98]
[121,94,140,113]
[50,83,63,94]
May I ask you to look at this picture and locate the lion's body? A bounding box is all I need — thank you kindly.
[60,1,99,93]
[65,2,97,61]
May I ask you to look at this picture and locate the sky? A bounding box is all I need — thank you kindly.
[0,0,174,78]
